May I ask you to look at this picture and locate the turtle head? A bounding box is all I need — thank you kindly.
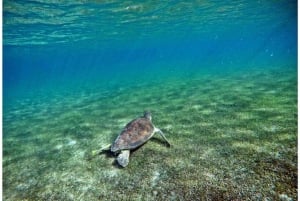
[143,111,152,121]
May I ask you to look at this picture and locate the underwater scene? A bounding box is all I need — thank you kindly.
[3,1,297,200]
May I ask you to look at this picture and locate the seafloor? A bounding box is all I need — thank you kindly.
[3,65,297,200]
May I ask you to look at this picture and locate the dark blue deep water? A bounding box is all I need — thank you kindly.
[3,1,297,101]
[3,1,298,200]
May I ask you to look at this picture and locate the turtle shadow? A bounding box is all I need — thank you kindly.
[150,137,171,148]
[85,149,114,162]
[98,149,130,169]
[101,146,146,169]
[96,150,124,169]
[98,149,115,158]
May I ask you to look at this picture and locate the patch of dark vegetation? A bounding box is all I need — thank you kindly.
[253,157,297,197]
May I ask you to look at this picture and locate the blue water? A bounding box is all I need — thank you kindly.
[3,1,297,102]
[3,1,298,200]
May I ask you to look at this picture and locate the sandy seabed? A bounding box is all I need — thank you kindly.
[3,66,297,200]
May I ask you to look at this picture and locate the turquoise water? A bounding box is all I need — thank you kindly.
[3,1,297,200]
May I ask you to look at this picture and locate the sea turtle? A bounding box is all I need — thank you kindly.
[101,111,171,167]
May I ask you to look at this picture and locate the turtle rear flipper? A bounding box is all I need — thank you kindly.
[100,143,112,151]
[91,143,111,156]
[155,128,171,147]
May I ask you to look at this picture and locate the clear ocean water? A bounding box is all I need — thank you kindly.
[3,1,297,200]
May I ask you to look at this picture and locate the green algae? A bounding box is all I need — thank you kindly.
[3,66,297,200]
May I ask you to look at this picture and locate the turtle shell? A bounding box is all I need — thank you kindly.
[111,117,155,152]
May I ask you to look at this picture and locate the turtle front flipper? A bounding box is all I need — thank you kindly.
[154,128,171,147]
[117,150,130,167]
